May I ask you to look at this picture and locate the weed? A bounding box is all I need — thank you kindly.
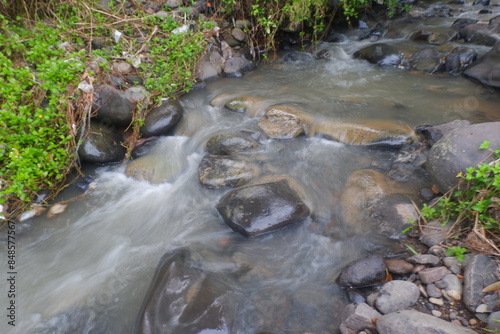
[445,246,468,262]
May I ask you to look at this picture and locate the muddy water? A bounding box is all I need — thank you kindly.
[2,4,500,333]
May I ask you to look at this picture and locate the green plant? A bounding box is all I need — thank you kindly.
[445,246,468,262]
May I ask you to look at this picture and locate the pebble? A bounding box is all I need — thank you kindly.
[407,254,441,266]
[469,318,478,326]
[432,310,443,317]
[419,266,451,284]
[426,284,443,298]
[429,297,445,306]
[476,304,490,313]
[385,259,414,274]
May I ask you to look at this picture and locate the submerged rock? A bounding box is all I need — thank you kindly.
[216,177,310,237]
[205,134,259,155]
[135,248,231,334]
[78,122,126,163]
[198,154,260,188]
[258,104,312,139]
[140,99,183,137]
[353,43,404,67]
[125,153,186,184]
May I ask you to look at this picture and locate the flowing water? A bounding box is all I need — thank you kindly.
[2,3,500,333]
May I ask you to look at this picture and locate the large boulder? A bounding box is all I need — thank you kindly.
[134,248,231,334]
[444,47,477,73]
[409,48,444,73]
[353,43,404,67]
[93,84,135,126]
[198,154,260,188]
[463,41,500,89]
[216,177,310,237]
[125,153,187,184]
[459,24,499,47]
[426,122,500,193]
[376,310,477,334]
[78,121,126,163]
[140,99,183,137]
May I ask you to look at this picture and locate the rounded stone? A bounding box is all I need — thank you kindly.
[375,280,420,314]
[77,122,126,163]
[140,99,183,137]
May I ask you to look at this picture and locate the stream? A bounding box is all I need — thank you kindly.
[2,2,500,333]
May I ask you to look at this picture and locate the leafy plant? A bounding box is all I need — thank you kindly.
[445,246,468,262]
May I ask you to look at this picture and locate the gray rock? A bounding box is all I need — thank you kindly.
[463,254,498,313]
[258,105,311,139]
[376,310,477,334]
[439,274,463,301]
[93,84,135,126]
[205,134,259,155]
[112,61,132,74]
[406,254,440,266]
[216,177,310,237]
[416,120,471,147]
[125,152,187,184]
[197,60,220,81]
[198,154,260,188]
[223,57,255,77]
[234,19,252,29]
[409,48,444,73]
[338,255,387,288]
[340,303,381,334]
[444,47,477,73]
[426,283,443,298]
[164,0,184,9]
[464,41,500,89]
[420,220,455,247]
[419,266,451,284]
[140,99,183,137]
[487,311,500,331]
[78,121,126,163]
[375,280,420,314]
[231,28,247,42]
[426,122,500,193]
[428,30,459,45]
[123,86,150,103]
[460,24,499,47]
[353,43,404,67]
[385,259,414,275]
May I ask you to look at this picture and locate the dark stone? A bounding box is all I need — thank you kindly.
[198,154,260,188]
[428,30,459,45]
[223,57,256,77]
[205,134,259,155]
[409,30,433,41]
[451,19,479,31]
[131,138,160,159]
[463,41,500,88]
[479,9,492,14]
[91,37,107,50]
[93,84,135,126]
[77,121,126,163]
[376,310,477,334]
[216,177,310,237]
[409,48,444,74]
[338,255,387,288]
[460,24,499,46]
[140,99,183,137]
[463,254,498,313]
[416,120,471,146]
[353,43,404,67]
[491,15,500,26]
[473,0,490,5]
[134,248,231,334]
[444,46,478,73]
[125,74,144,86]
[426,122,500,192]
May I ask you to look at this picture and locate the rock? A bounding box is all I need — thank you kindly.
[198,154,260,188]
[410,30,433,41]
[385,259,414,274]
[78,121,126,163]
[460,24,499,46]
[463,41,500,88]
[223,57,255,77]
[375,280,420,314]
[377,310,477,334]
[112,61,132,74]
[406,254,440,266]
[419,266,451,284]
[93,84,135,126]
[134,248,231,334]
[416,120,471,146]
[216,177,310,237]
[311,120,416,148]
[123,86,150,103]
[420,219,455,247]
[205,134,259,155]
[426,284,443,298]
[409,48,444,73]
[234,19,252,29]
[224,96,258,113]
[353,43,404,67]
[426,122,500,193]
[339,303,381,334]
[444,47,477,73]
[463,254,498,313]
[487,311,500,331]
[197,60,220,81]
[338,255,387,288]
[428,30,459,45]
[452,19,479,31]
[231,28,247,42]
[140,99,183,137]
[258,105,311,139]
[366,194,420,239]
[429,297,445,306]
[46,203,68,218]
[125,153,186,184]
[164,0,183,9]
[439,274,463,301]
[473,0,490,6]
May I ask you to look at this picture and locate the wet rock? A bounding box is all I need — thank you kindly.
[416,120,472,146]
[140,99,183,137]
[216,177,310,237]
[444,46,478,73]
[312,120,416,148]
[258,105,312,139]
[463,254,498,313]
[135,248,231,334]
[78,121,126,163]
[426,122,500,193]
[338,255,387,288]
[340,303,381,334]
[410,30,433,41]
[125,153,186,184]
[385,259,414,274]
[205,134,259,155]
[473,0,490,6]
[409,48,444,73]
[419,266,451,284]
[93,84,135,126]
[420,219,455,247]
[198,154,260,188]
[375,280,420,314]
[452,19,479,31]
[223,57,255,77]
[463,41,500,88]
[131,138,160,159]
[460,24,499,46]
[353,43,404,67]
[224,96,261,113]
[376,310,477,334]
[406,254,440,266]
[428,30,459,45]
[367,194,420,239]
